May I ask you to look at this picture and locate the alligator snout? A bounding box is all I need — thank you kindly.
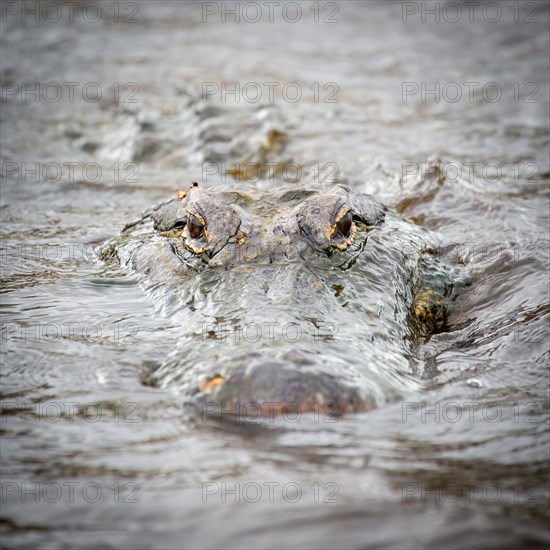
[193,353,379,421]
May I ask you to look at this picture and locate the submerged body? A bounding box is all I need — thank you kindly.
[100,183,466,418]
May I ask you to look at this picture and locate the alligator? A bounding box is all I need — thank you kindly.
[99,182,466,420]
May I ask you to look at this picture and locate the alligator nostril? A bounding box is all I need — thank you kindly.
[196,361,375,420]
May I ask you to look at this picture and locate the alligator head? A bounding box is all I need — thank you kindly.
[103,184,448,421]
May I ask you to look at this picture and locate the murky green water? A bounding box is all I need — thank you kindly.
[1,1,549,548]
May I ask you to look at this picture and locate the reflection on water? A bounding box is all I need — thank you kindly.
[1,1,549,548]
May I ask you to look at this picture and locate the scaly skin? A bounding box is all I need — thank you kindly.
[100,183,467,419]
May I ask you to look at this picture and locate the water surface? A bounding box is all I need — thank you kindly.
[1,1,549,548]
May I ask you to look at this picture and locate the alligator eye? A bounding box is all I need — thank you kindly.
[188,214,205,239]
[335,211,353,238]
